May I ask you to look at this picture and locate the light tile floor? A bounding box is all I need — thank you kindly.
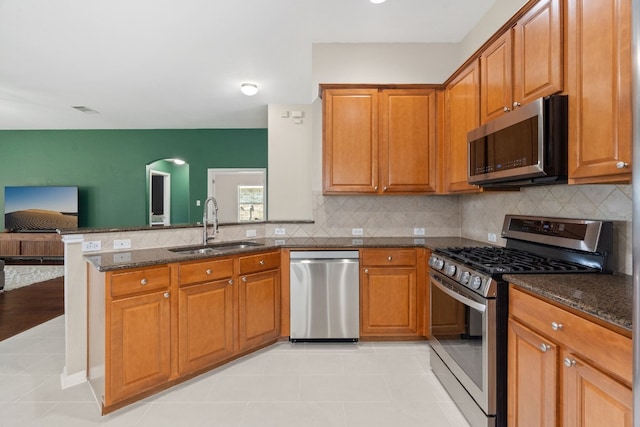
[0,316,471,426]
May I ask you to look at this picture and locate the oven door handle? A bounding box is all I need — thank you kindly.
[431,275,487,313]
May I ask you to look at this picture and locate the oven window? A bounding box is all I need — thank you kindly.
[431,283,485,390]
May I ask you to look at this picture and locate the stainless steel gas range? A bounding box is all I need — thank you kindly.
[428,215,613,427]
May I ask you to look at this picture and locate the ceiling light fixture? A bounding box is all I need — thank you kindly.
[173,159,185,165]
[240,83,258,96]
[370,0,386,4]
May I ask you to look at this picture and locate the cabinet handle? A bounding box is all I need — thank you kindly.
[163,292,170,298]
[259,260,265,266]
[242,276,247,282]
[383,186,387,191]
[563,358,576,368]
[539,343,551,353]
[364,268,369,274]
[140,278,148,285]
[374,186,378,191]
[387,256,393,262]
[551,322,563,331]
[616,161,629,169]
[503,106,511,112]
[228,279,233,285]
[513,101,521,108]
[206,269,212,275]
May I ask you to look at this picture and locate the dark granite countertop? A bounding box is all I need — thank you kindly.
[84,236,485,272]
[505,273,632,332]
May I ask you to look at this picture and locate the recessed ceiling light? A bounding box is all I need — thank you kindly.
[370,0,386,4]
[173,159,185,165]
[240,83,258,96]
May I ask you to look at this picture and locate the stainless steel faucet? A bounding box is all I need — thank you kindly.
[203,196,219,245]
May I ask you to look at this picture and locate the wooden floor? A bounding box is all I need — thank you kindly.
[0,276,64,341]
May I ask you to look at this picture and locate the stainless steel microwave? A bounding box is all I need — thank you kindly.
[467,95,568,187]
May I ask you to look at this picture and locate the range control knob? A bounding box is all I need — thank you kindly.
[431,257,444,270]
[470,276,483,290]
[445,263,457,277]
[460,271,471,284]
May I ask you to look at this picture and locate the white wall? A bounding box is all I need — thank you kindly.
[267,104,313,221]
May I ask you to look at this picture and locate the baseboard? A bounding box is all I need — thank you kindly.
[60,367,87,389]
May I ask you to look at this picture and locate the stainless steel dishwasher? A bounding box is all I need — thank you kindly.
[289,250,360,342]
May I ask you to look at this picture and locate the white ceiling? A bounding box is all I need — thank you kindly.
[0,0,497,130]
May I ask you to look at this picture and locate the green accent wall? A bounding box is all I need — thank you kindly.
[0,129,267,229]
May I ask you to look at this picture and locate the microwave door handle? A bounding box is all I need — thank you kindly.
[431,277,487,313]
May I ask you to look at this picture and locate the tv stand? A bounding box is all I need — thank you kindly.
[0,232,63,259]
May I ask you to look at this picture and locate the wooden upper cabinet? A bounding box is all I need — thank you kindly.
[566,0,632,184]
[322,88,379,193]
[322,86,437,195]
[513,0,563,106]
[443,60,482,194]
[480,0,562,124]
[480,31,513,123]
[379,89,437,193]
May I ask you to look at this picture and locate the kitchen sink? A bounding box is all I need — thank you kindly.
[170,241,264,255]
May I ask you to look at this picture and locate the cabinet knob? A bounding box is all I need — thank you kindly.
[163,292,170,298]
[259,260,265,266]
[503,106,511,112]
[563,357,576,368]
[387,256,393,262]
[551,321,563,331]
[242,276,247,282]
[228,279,233,285]
[206,269,212,275]
[616,161,629,169]
[383,186,387,191]
[140,278,148,285]
[513,101,521,108]
[364,268,369,274]
[539,343,551,353]
[374,186,378,191]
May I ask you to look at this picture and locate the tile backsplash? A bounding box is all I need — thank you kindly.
[275,185,631,275]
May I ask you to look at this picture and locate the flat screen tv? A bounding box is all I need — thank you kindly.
[4,186,78,232]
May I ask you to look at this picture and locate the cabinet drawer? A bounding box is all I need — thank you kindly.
[362,249,416,266]
[110,266,170,298]
[178,258,234,285]
[510,286,631,384]
[239,251,280,275]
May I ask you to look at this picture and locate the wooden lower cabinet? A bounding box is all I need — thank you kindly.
[237,251,281,352]
[508,285,632,426]
[360,248,421,337]
[0,232,63,257]
[178,278,234,375]
[109,290,172,404]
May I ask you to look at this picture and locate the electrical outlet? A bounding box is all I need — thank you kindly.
[352,238,363,245]
[246,229,257,238]
[488,233,497,243]
[352,228,363,236]
[82,241,101,252]
[413,227,425,236]
[113,239,131,249]
[274,227,286,236]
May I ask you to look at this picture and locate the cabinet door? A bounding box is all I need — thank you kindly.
[567,0,632,183]
[361,266,417,336]
[508,319,558,427]
[443,60,482,194]
[480,31,513,123]
[178,279,234,375]
[513,0,563,106]
[379,89,437,193]
[238,269,280,352]
[322,88,379,193]
[109,290,171,404]
[563,352,632,427]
